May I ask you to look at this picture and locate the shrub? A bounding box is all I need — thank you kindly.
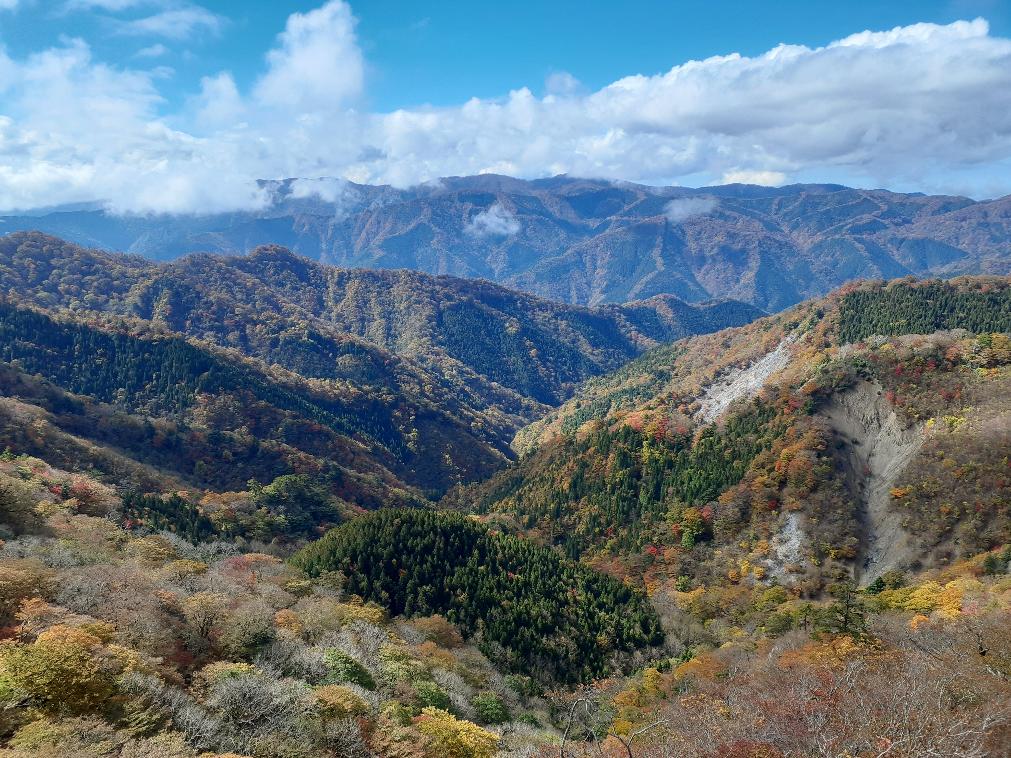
[322,649,375,690]
[0,474,42,536]
[504,674,540,698]
[414,680,451,711]
[220,602,275,659]
[378,644,425,687]
[471,692,509,725]
[763,611,794,637]
[0,626,120,715]
[296,597,386,642]
[411,614,465,648]
[193,662,257,696]
[0,561,51,625]
[8,717,122,756]
[313,685,369,720]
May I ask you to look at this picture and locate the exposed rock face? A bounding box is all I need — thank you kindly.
[696,336,794,424]
[822,381,925,583]
[766,512,807,581]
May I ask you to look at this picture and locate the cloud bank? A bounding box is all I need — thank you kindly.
[1,2,1011,213]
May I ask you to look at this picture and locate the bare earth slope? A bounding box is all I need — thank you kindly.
[821,381,925,583]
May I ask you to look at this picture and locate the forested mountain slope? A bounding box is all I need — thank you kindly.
[0,232,758,444]
[0,269,1006,756]
[447,277,1011,596]
[4,176,1010,310]
[0,296,511,522]
[291,509,663,683]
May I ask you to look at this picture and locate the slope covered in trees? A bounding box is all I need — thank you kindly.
[0,449,1005,757]
[0,260,1006,755]
[0,232,759,440]
[291,510,664,683]
[450,277,1011,597]
[837,278,1011,343]
[0,455,557,757]
[0,296,506,522]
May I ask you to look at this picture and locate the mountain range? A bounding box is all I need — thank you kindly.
[0,228,1007,756]
[4,176,1011,311]
[0,231,757,506]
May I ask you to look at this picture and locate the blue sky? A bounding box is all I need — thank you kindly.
[1,1,1011,212]
[5,0,1008,112]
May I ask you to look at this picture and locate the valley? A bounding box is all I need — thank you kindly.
[3,0,1011,753]
[0,230,1007,757]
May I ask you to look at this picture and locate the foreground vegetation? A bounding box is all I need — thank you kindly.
[0,457,559,757]
[292,510,664,683]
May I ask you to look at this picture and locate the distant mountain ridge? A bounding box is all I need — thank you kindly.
[3,176,1010,311]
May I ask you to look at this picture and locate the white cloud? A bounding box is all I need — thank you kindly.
[465,203,521,238]
[289,177,349,203]
[116,7,223,40]
[191,71,243,128]
[0,0,19,11]
[545,71,581,96]
[2,10,1011,214]
[135,43,169,58]
[720,170,787,187]
[254,0,363,110]
[663,197,718,223]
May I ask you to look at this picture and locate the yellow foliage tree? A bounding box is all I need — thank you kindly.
[313,685,369,720]
[0,625,122,714]
[415,707,498,758]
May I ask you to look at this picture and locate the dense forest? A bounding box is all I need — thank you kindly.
[837,278,1011,343]
[454,399,786,559]
[0,295,513,507]
[0,299,399,452]
[0,231,759,434]
[291,510,665,683]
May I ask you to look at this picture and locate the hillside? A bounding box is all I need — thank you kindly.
[5,177,1011,310]
[0,263,1005,756]
[0,456,565,757]
[0,232,758,450]
[291,509,663,683]
[447,277,1011,596]
[0,280,1005,758]
[0,296,507,528]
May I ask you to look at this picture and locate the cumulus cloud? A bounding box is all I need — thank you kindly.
[1,8,1011,214]
[191,71,243,128]
[254,0,363,110]
[663,197,718,223]
[545,71,582,96]
[465,203,521,238]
